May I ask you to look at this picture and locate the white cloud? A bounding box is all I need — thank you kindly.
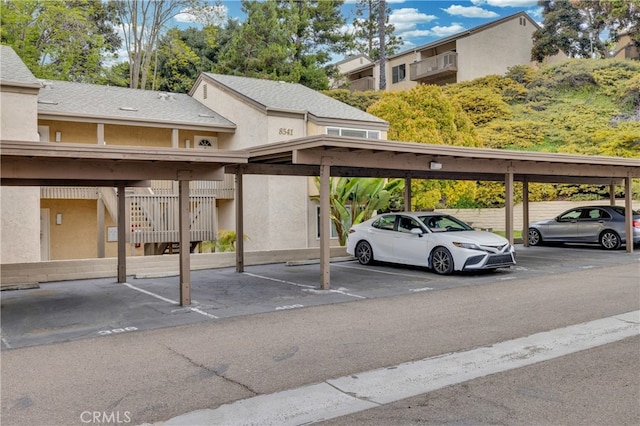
[399,29,434,39]
[443,5,499,18]
[430,23,467,37]
[389,8,437,32]
[479,0,538,7]
[174,4,228,26]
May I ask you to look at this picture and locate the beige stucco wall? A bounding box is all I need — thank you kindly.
[456,17,536,82]
[38,120,218,148]
[0,88,41,264]
[192,81,268,150]
[385,54,417,92]
[192,79,312,251]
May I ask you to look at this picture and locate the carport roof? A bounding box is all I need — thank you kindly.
[230,135,640,184]
[2,136,639,186]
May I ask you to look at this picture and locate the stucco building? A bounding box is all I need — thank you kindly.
[0,45,388,262]
[335,12,565,92]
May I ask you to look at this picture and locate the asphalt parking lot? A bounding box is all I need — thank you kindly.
[1,244,638,350]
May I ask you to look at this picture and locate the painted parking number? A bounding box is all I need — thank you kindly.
[98,326,138,336]
[276,304,303,311]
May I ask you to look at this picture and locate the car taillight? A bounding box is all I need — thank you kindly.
[633,220,640,229]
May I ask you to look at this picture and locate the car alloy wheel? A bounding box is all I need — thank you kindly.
[600,230,621,250]
[355,241,374,265]
[431,247,454,275]
[528,228,542,246]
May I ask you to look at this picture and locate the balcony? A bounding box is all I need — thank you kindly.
[410,52,458,84]
[347,76,375,92]
[128,194,216,244]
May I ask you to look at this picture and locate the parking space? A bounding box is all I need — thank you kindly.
[1,245,638,350]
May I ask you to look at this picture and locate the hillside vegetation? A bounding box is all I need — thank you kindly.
[325,59,640,208]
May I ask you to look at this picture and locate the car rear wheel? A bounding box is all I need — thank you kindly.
[528,228,542,246]
[431,247,454,275]
[599,230,621,250]
[355,241,374,265]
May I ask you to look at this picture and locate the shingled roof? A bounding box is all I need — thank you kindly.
[0,45,40,88]
[37,80,236,130]
[201,73,388,127]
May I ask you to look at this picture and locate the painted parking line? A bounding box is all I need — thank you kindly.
[243,272,315,289]
[333,262,432,279]
[123,282,218,319]
[1,329,11,349]
[245,272,366,299]
[160,310,640,426]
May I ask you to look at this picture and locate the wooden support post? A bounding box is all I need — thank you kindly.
[235,168,244,273]
[610,183,616,205]
[320,160,331,290]
[117,183,126,283]
[404,176,412,211]
[97,193,105,258]
[522,179,529,247]
[505,170,514,245]
[179,179,191,306]
[625,176,633,254]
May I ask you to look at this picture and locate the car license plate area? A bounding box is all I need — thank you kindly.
[486,254,514,266]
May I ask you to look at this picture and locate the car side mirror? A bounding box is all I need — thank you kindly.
[410,228,424,237]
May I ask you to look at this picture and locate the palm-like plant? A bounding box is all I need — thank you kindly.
[313,177,404,245]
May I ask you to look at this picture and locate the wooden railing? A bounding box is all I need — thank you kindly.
[128,194,217,244]
[41,187,98,199]
[410,51,458,82]
[149,175,235,199]
[347,76,375,92]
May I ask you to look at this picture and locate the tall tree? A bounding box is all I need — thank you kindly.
[531,0,639,61]
[531,0,587,61]
[0,0,120,82]
[110,0,198,89]
[215,0,351,90]
[377,0,386,90]
[351,0,402,61]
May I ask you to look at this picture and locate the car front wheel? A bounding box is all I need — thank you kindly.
[528,228,542,246]
[431,247,454,275]
[355,241,374,265]
[599,230,621,250]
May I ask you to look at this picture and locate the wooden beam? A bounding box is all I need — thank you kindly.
[505,170,514,245]
[236,167,244,273]
[179,179,191,306]
[319,159,331,290]
[117,183,126,283]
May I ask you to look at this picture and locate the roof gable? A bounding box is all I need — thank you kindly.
[200,73,388,126]
[0,46,40,88]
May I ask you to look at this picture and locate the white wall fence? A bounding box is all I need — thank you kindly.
[1,247,349,288]
[438,200,639,232]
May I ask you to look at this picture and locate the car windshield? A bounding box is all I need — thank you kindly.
[610,206,640,216]
[418,215,473,232]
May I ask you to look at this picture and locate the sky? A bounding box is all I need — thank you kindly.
[174,0,543,56]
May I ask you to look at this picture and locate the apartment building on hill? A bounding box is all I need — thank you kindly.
[335,12,565,92]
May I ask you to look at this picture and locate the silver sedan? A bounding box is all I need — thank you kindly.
[528,205,640,250]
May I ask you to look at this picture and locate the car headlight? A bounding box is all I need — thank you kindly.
[453,242,483,251]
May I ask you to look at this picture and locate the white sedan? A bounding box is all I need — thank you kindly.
[346,212,516,275]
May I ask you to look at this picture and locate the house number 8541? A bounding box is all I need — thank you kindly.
[279,128,294,136]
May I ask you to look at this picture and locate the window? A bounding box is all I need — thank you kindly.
[392,64,406,84]
[194,135,218,149]
[398,216,422,233]
[327,127,380,139]
[316,206,343,239]
[372,215,395,231]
